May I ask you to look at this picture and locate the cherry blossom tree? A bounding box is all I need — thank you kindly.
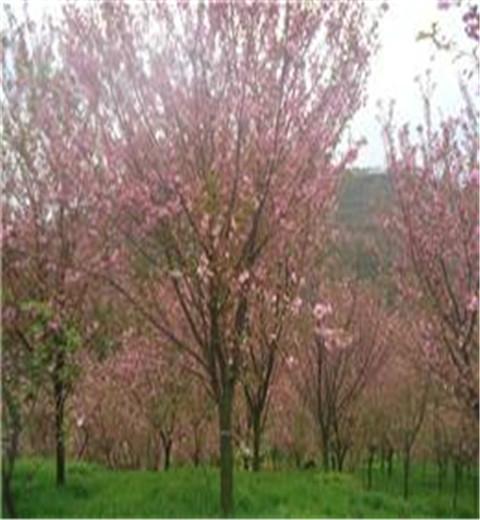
[239,253,304,471]
[390,366,430,500]
[109,332,190,471]
[382,85,479,420]
[58,2,379,514]
[1,301,43,517]
[1,7,115,486]
[289,282,388,471]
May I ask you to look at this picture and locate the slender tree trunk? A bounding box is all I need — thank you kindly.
[473,465,479,513]
[193,444,200,467]
[322,442,330,472]
[219,383,234,517]
[387,449,393,478]
[2,470,16,518]
[453,460,460,511]
[193,427,201,467]
[252,412,261,472]
[294,451,302,469]
[367,447,375,490]
[403,451,410,500]
[77,428,89,460]
[437,460,444,492]
[331,454,337,471]
[3,390,20,518]
[338,447,347,472]
[53,349,66,487]
[163,439,172,471]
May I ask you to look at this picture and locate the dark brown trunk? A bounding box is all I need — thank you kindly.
[164,440,172,471]
[453,460,460,511]
[193,427,201,467]
[380,447,385,474]
[77,428,89,460]
[193,444,200,467]
[53,349,66,487]
[3,389,20,518]
[387,449,394,478]
[367,448,375,490]
[252,412,261,472]
[219,383,234,517]
[160,431,173,471]
[437,460,444,492]
[2,470,16,518]
[403,451,410,500]
[322,442,330,471]
[337,447,347,472]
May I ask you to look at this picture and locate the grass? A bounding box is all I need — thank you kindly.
[9,458,479,518]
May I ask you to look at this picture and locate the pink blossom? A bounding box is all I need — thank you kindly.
[466,293,478,312]
[313,301,332,322]
[291,296,303,314]
[238,270,250,286]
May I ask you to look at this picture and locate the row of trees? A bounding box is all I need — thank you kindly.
[2,1,478,517]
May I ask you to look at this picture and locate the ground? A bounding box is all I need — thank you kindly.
[10,458,479,518]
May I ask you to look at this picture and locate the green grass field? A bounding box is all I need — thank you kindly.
[9,458,479,518]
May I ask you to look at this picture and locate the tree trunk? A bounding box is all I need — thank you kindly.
[77,428,89,460]
[403,451,410,500]
[3,389,20,518]
[163,438,172,471]
[193,427,201,467]
[322,443,330,472]
[367,448,375,490]
[219,383,234,517]
[53,350,66,487]
[387,449,393,478]
[338,447,347,472]
[294,451,302,469]
[2,469,16,518]
[473,465,479,512]
[193,445,200,467]
[437,460,444,492]
[453,460,460,511]
[252,412,261,472]
[329,454,335,471]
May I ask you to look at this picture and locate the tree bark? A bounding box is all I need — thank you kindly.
[2,388,20,518]
[403,452,410,500]
[367,447,375,490]
[387,448,394,478]
[163,438,172,471]
[252,412,261,472]
[2,470,16,518]
[337,447,347,472]
[193,427,201,467]
[219,383,234,517]
[53,349,66,487]
[322,442,330,472]
[453,460,460,511]
[437,460,444,492]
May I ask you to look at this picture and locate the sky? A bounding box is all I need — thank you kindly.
[4,0,476,170]
[351,0,476,168]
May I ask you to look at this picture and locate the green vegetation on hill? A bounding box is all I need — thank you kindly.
[330,171,393,281]
[337,172,392,230]
[11,458,478,518]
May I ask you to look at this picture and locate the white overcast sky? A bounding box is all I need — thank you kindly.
[5,0,477,169]
[352,0,476,168]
